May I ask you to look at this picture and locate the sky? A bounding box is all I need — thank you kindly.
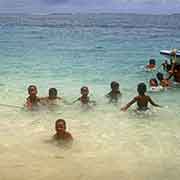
[0,0,180,14]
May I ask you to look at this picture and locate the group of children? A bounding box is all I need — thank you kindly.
[28,57,180,143]
[26,80,162,112]
[149,72,171,89]
[24,53,180,143]
[25,80,162,143]
[26,57,180,143]
[25,81,123,111]
[145,57,180,90]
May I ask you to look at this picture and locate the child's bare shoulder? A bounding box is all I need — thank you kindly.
[134,96,139,100]
[65,131,73,140]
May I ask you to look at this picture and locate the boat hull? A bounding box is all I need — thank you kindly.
[160,50,180,64]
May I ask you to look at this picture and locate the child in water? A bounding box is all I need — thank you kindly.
[73,86,96,106]
[156,72,171,87]
[25,85,40,110]
[149,78,163,92]
[41,88,62,106]
[106,81,122,103]
[121,82,161,111]
[149,78,158,87]
[146,59,156,70]
[53,119,73,142]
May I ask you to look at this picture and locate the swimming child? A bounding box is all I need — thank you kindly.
[25,85,40,110]
[121,82,161,111]
[149,78,164,92]
[41,88,62,106]
[149,78,158,87]
[146,59,156,70]
[53,119,73,142]
[73,86,96,106]
[106,81,122,103]
[156,72,171,87]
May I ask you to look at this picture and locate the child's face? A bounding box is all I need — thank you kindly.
[150,80,156,86]
[81,89,89,96]
[112,85,119,91]
[56,121,66,134]
[29,87,37,96]
[49,93,57,98]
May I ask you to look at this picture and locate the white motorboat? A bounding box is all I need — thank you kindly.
[160,49,180,64]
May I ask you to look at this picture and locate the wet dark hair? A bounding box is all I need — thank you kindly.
[149,78,158,86]
[49,88,57,97]
[156,72,164,81]
[137,83,147,95]
[55,119,66,130]
[81,86,89,92]
[28,85,37,94]
[149,59,156,65]
[111,81,119,89]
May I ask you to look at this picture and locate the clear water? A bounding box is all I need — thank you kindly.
[0,13,180,180]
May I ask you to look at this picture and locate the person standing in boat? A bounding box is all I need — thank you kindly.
[167,50,180,83]
[168,65,180,83]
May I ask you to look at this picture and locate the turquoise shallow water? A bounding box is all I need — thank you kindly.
[0,13,180,180]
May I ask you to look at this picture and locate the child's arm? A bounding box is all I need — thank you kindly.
[39,97,48,105]
[105,92,111,98]
[121,97,136,111]
[61,99,71,105]
[57,97,67,104]
[148,96,162,107]
[71,97,80,104]
[56,96,62,100]
[25,98,33,110]
[167,72,174,80]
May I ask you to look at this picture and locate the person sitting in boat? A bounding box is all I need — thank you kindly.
[156,72,171,87]
[146,59,156,70]
[121,82,161,112]
[161,60,172,72]
[167,64,180,83]
[106,81,122,103]
[73,86,96,107]
[25,85,41,110]
[53,119,73,142]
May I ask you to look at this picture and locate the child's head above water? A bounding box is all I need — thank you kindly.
[111,81,119,91]
[137,82,147,95]
[81,86,89,96]
[156,72,164,81]
[49,88,58,98]
[149,78,158,87]
[55,119,66,134]
[28,85,37,97]
[149,59,156,65]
